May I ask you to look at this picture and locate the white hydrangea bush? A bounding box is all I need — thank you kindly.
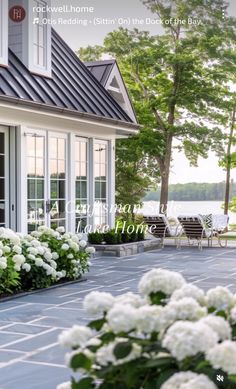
[58,268,236,389]
[0,226,95,295]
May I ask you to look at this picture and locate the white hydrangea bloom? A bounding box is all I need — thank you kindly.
[96,339,141,367]
[136,305,168,333]
[56,382,71,389]
[14,264,21,271]
[36,246,45,255]
[171,284,206,305]
[12,254,25,266]
[27,247,38,256]
[207,340,236,374]
[107,304,138,333]
[162,321,218,361]
[79,240,87,248]
[22,263,31,272]
[56,226,65,233]
[206,286,235,310]
[138,268,186,297]
[13,245,22,254]
[3,246,11,254]
[58,325,93,349]
[27,254,36,261]
[31,239,41,248]
[230,306,236,324]
[69,242,79,252]
[0,257,7,269]
[44,251,53,261]
[165,298,207,322]
[85,246,96,254]
[76,233,83,241]
[161,371,217,389]
[115,292,145,308]
[83,291,115,315]
[61,243,70,251]
[200,316,231,341]
[52,252,59,260]
[35,258,44,267]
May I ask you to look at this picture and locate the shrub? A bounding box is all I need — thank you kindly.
[58,268,236,389]
[103,229,122,245]
[88,232,104,245]
[0,227,95,296]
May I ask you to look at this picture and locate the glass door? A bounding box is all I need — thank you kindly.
[26,131,67,232]
[0,126,9,228]
[26,132,46,233]
[48,133,67,229]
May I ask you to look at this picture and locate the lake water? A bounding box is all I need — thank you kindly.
[140,201,236,224]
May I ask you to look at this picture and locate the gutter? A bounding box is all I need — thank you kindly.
[0,95,140,132]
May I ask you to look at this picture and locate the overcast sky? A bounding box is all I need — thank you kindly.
[51,0,236,184]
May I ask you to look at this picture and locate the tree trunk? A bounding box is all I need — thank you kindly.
[224,107,236,215]
[159,135,173,214]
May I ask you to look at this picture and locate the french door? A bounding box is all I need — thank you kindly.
[0,126,9,228]
[26,130,67,233]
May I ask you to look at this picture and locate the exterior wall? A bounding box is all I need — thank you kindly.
[0,105,117,234]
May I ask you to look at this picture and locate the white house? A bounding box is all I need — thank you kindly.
[0,0,138,234]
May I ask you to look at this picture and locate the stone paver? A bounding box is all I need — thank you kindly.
[1,246,236,388]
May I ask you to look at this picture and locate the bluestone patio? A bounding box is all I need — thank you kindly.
[1,246,236,389]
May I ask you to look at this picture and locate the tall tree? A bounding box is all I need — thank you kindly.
[78,0,236,213]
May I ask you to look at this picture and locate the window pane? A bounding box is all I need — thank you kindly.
[0,202,5,224]
[36,180,44,199]
[36,158,44,178]
[27,180,36,199]
[27,158,36,177]
[0,155,4,177]
[0,133,4,154]
[81,181,87,198]
[58,160,65,179]
[95,182,100,199]
[58,180,65,199]
[36,137,44,158]
[0,179,4,200]
[80,142,86,162]
[58,139,65,160]
[101,182,106,199]
[76,181,80,198]
[50,138,57,159]
[80,163,86,179]
[51,180,58,199]
[50,160,58,178]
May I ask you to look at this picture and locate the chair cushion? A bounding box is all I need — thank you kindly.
[199,214,212,229]
[219,232,236,240]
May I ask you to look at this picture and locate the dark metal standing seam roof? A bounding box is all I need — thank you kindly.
[0,29,134,124]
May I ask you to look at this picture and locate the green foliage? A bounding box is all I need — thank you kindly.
[88,223,146,245]
[229,197,236,213]
[78,0,236,210]
[144,181,236,201]
[88,232,104,244]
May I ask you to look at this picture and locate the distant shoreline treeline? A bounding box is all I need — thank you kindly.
[144,182,236,202]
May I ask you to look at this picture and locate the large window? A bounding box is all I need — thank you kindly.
[0,0,8,66]
[26,135,45,232]
[94,141,108,227]
[33,0,47,68]
[49,136,66,229]
[75,137,88,232]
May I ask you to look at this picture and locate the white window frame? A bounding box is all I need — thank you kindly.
[0,126,9,228]
[94,139,109,227]
[28,0,52,77]
[0,0,8,66]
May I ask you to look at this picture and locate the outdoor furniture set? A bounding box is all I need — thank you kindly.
[144,214,230,250]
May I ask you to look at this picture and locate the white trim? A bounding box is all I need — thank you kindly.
[0,125,9,227]
[0,0,8,66]
[68,133,75,232]
[28,0,52,77]
[105,64,137,123]
[0,104,138,138]
[88,138,94,229]
[108,140,115,228]
[9,127,16,230]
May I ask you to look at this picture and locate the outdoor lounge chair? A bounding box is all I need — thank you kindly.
[177,215,212,250]
[143,215,182,248]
